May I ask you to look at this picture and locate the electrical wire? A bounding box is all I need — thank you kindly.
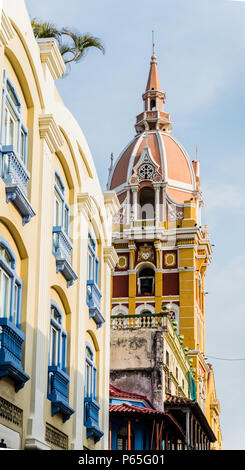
[206,355,245,361]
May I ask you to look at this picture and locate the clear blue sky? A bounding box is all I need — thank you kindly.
[25,0,245,450]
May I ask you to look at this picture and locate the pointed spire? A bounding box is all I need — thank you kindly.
[145,54,162,92]
[135,43,172,134]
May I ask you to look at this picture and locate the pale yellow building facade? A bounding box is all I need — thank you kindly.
[0,0,119,450]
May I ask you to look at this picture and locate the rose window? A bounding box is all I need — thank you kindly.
[139,164,154,180]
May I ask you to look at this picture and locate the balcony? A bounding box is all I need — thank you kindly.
[1,146,35,225]
[111,312,167,330]
[86,280,105,328]
[52,226,78,287]
[0,318,30,392]
[84,397,104,443]
[48,365,74,422]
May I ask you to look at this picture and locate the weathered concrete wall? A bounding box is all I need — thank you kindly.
[110,328,165,410]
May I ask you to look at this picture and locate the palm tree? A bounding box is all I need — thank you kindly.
[31,19,105,68]
[31,20,61,41]
[61,29,105,64]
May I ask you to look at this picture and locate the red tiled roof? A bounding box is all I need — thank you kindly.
[110,403,160,415]
[110,384,155,409]
[165,394,193,407]
[165,394,216,442]
[109,402,185,438]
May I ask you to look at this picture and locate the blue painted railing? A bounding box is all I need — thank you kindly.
[52,226,78,287]
[0,318,30,392]
[48,365,74,422]
[1,146,35,225]
[86,280,105,328]
[84,397,104,443]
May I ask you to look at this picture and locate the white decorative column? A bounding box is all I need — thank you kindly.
[102,246,118,449]
[131,186,138,222]
[25,115,63,450]
[126,187,131,225]
[162,182,167,222]
[70,193,92,449]
[153,183,161,225]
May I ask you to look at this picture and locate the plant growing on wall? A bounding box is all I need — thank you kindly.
[31,19,105,69]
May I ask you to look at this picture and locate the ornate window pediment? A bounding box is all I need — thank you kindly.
[129,146,162,184]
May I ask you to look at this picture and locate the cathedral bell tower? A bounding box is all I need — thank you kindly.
[108,51,222,449]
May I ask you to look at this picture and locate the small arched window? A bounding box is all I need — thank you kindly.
[150,99,156,111]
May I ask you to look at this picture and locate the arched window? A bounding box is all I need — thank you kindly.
[47,301,74,421]
[0,237,21,327]
[48,302,67,372]
[0,235,29,391]
[117,426,134,450]
[83,341,103,442]
[84,343,97,402]
[139,188,155,220]
[150,99,156,111]
[138,267,155,295]
[1,70,28,165]
[53,171,70,235]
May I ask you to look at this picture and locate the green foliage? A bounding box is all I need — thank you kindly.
[31,19,105,69]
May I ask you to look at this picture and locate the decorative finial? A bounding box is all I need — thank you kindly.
[145,131,148,147]
[196,145,198,162]
[106,152,114,190]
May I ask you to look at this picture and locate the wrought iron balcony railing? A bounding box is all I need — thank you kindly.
[84,397,104,443]
[1,146,35,224]
[0,318,30,392]
[52,226,78,287]
[86,280,105,328]
[48,365,74,422]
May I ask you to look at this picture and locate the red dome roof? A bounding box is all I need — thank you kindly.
[109,130,197,205]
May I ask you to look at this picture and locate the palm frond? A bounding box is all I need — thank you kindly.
[31,19,61,41]
[61,29,105,63]
[31,19,105,73]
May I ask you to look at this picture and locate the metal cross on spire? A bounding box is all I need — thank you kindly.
[152,30,156,57]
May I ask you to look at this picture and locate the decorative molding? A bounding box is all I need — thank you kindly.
[37,38,66,80]
[103,246,118,270]
[117,255,128,270]
[77,193,93,220]
[103,191,120,216]
[111,304,129,316]
[0,10,15,46]
[39,114,64,154]
[135,303,155,315]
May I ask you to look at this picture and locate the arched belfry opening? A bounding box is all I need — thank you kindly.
[139,188,155,220]
[150,99,156,110]
[137,267,155,295]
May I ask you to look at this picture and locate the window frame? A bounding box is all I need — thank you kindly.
[53,171,70,236]
[87,232,99,286]
[49,301,67,372]
[0,70,28,166]
[0,236,22,328]
[84,343,97,401]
